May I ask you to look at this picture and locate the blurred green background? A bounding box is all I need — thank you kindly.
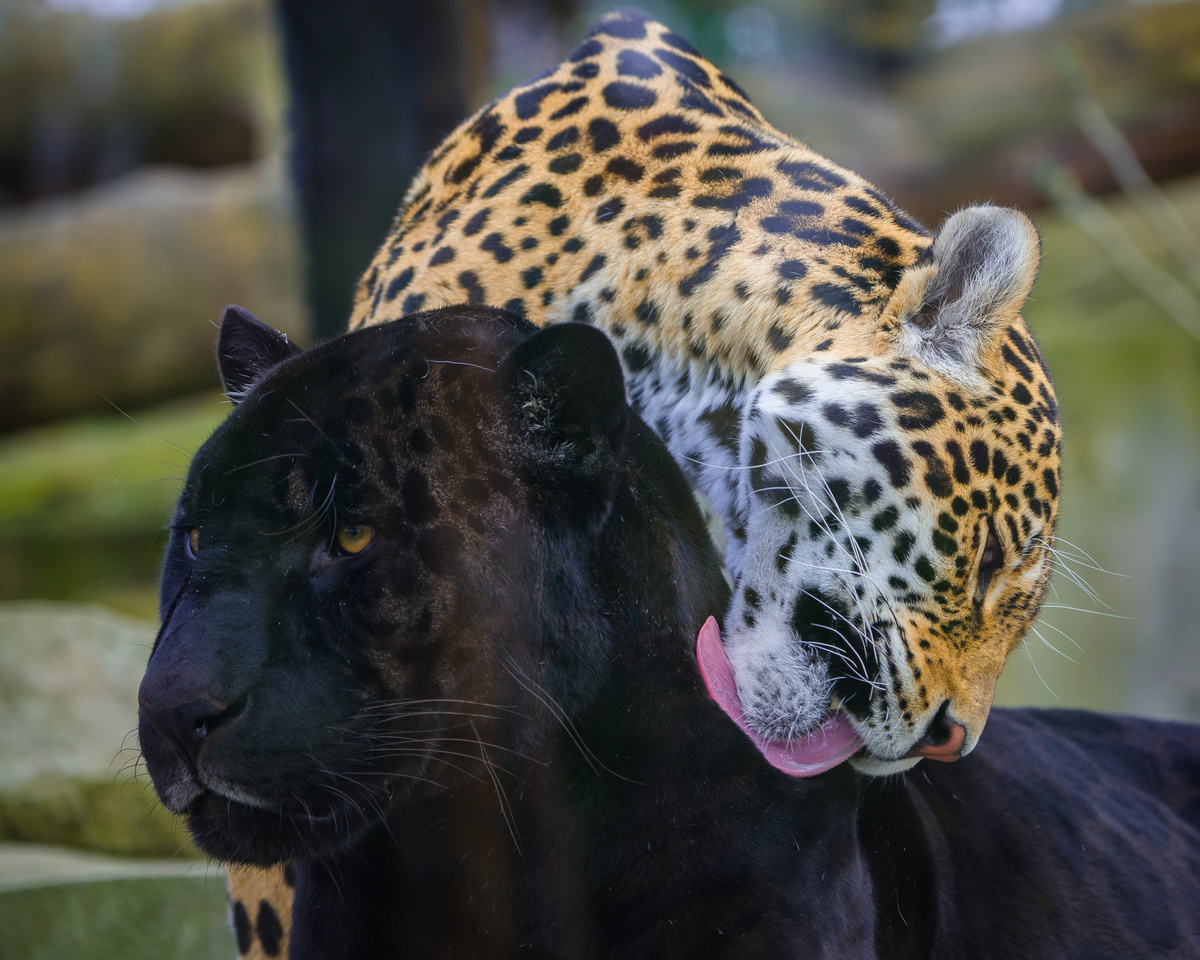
[0,0,1198,955]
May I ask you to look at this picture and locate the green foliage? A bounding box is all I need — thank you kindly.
[0,393,225,612]
[0,393,222,537]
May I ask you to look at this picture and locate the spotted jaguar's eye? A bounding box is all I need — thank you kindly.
[335,524,374,555]
[975,524,1004,602]
[187,528,200,558]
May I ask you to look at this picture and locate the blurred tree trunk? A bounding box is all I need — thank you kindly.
[803,0,936,76]
[277,0,469,340]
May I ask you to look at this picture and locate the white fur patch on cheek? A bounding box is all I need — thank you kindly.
[723,503,835,740]
[724,613,831,741]
[623,355,754,577]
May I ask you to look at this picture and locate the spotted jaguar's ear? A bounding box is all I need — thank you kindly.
[501,322,628,526]
[216,305,302,403]
[888,206,1040,388]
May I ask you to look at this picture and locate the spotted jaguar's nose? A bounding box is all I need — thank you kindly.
[138,697,243,773]
[911,701,966,762]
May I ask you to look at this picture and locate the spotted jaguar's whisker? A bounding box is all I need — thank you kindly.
[681,449,815,472]
[1053,565,1113,608]
[1039,535,1112,573]
[775,442,869,580]
[807,611,885,690]
[777,451,894,638]
[784,555,871,582]
[1034,617,1085,653]
[803,633,886,691]
[752,476,883,650]
[1039,603,1132,619]
[1028,624,1079,663]
[1020,638,1059,699]
[802,588,875,648]
[1033,537,1111,593]
[1047,561,1107,609]
[795,452,897,630]
[743,484,864,583]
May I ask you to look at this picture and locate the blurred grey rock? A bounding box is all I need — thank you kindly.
[0,601,195,856]
[0,601,148,786]
[0,161,307,431]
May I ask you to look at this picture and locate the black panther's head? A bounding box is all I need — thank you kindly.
[139,305,649,865]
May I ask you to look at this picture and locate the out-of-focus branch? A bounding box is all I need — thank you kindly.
[1054,42,1200,291]
[1034,160,1200,341]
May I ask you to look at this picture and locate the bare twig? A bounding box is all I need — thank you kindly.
[1033,160,1200,341]
[1054,42,1200,291]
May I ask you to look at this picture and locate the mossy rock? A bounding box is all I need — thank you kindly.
[0,162,306,431]
[0,779,198,860]
[0,844,232,960]
[0,391,226,613]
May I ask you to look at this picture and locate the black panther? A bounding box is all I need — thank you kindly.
[140,305,1200,958]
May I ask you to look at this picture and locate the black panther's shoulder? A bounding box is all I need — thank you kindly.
[881,708,1200,958]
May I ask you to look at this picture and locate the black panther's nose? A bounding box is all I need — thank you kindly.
[138,697,243,773]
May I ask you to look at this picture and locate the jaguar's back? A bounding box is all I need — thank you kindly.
[353,11,930,380]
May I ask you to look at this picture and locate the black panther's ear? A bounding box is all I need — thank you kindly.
[502,322,627,451]
[500,323,628,525]
[216,305,302,402]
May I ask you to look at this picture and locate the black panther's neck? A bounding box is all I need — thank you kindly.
[288,629,876,960]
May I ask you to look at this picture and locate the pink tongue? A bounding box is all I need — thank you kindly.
[696,616,863,777]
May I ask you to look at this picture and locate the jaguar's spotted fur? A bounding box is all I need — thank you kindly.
[349,9,1061,764]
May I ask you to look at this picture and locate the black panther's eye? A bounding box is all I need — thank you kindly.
[187,528,200,558]
[334,524,374,556]
[975,524,1004,603]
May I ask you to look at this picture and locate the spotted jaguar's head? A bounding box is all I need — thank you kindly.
[724,206,1061,770]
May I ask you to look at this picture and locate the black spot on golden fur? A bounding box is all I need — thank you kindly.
[233,901,252,954]
[604,82,657,110]
[256,901,283,957]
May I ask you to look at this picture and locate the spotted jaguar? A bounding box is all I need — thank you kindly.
[347,8,1061,768]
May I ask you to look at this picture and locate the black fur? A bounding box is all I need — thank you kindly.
[140,305,1200,958]
[215,304,302,399]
